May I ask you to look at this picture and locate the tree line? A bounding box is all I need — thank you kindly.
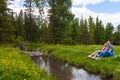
[0,0,120,45]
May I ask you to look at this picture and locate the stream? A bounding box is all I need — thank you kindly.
[30,51,102,80]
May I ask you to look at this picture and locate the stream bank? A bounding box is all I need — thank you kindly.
[28,51,102,80]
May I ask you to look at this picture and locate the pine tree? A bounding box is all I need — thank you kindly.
[88,16,95,44]
[39,23,49,43]
[94,17,105,44]
[0,0,15,43]
[48,0,74,44]
[24,0,40,42]
[113,25,120,45]
[98,20,105,44]
[24,12,40,42]
[34,0,46,27]
[105,23,114,42]
[69,18,80,44]
[81,19,89,44]
[15,10,25,41]
[79,17,84,44]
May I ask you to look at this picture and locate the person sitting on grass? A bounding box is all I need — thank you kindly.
[88,43,108,59]
[96,40,114,59]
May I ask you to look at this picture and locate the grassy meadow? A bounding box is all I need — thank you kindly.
[28,44,120,80]
[0,45,56,80]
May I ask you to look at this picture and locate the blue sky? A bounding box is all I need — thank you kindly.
[86,1,120,13]
[9,0,120,27]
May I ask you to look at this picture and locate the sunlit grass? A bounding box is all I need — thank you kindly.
[0,46,57,80]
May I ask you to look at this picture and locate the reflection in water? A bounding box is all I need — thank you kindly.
[31,56,102,80]
[72,68,101,80]
[48,58,73,80]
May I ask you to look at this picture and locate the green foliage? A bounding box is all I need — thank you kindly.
[0,0,15,43]
[28,44,120,79]
[66,18,80,44]
[88,16,95,44]
[105,23,114,42]
[48,0,74,44]
[14,10,25,40]
[81,19,89,44]
[39,26,49,43]
[0,46,57,80]
[113,31,120,45]
[24,0,41,42]
[24,14,40,42]
[0,0,120,45]
[113,26,120,45]
[94,17,105,44]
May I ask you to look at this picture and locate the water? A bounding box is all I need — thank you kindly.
[31,55,102,80]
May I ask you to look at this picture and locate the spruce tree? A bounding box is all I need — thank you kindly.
[15,10,25,41]
[105,23,114,42]
[88,16,95,44]
[81,19,89,44]
[0,0,15,43]
[113,25,120,45]
[48,0,74,44]
[24,0,40,42]
[94,17,105,44]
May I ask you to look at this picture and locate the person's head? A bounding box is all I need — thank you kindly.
[104,43,108,47]
[106,40,111,46]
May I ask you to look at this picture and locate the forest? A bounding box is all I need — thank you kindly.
[1,0,120,80]
[0,0,120,45]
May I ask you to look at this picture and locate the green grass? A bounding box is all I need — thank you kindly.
[27,44,120,80]
[0,45,57,80]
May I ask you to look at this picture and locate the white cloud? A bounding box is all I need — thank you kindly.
[14,0,20,1]
[9,0,120,27]
[8,0,25,14]
[72,0,105,6]
[109,0,120,2]
[71,7,120,27]
[71,7,94,18]
[98,13,120,27]
[8,2,18,12]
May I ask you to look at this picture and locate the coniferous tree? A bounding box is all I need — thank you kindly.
[94,17,99,44]
[105,23,114,42]
[48,0,74,44]
[113,25,120,45]
[24,12,40,42]
[94,17,105,44]
[0,0,15,43]
[34,0,46,27]
[15,10,25,41]
[24,0,40,42]
[88,16,95,44]
[69,18,80,44]
[98,20,105,44]
[39,22,48,43]
[81,19,89,44]
[79,17,84,44]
